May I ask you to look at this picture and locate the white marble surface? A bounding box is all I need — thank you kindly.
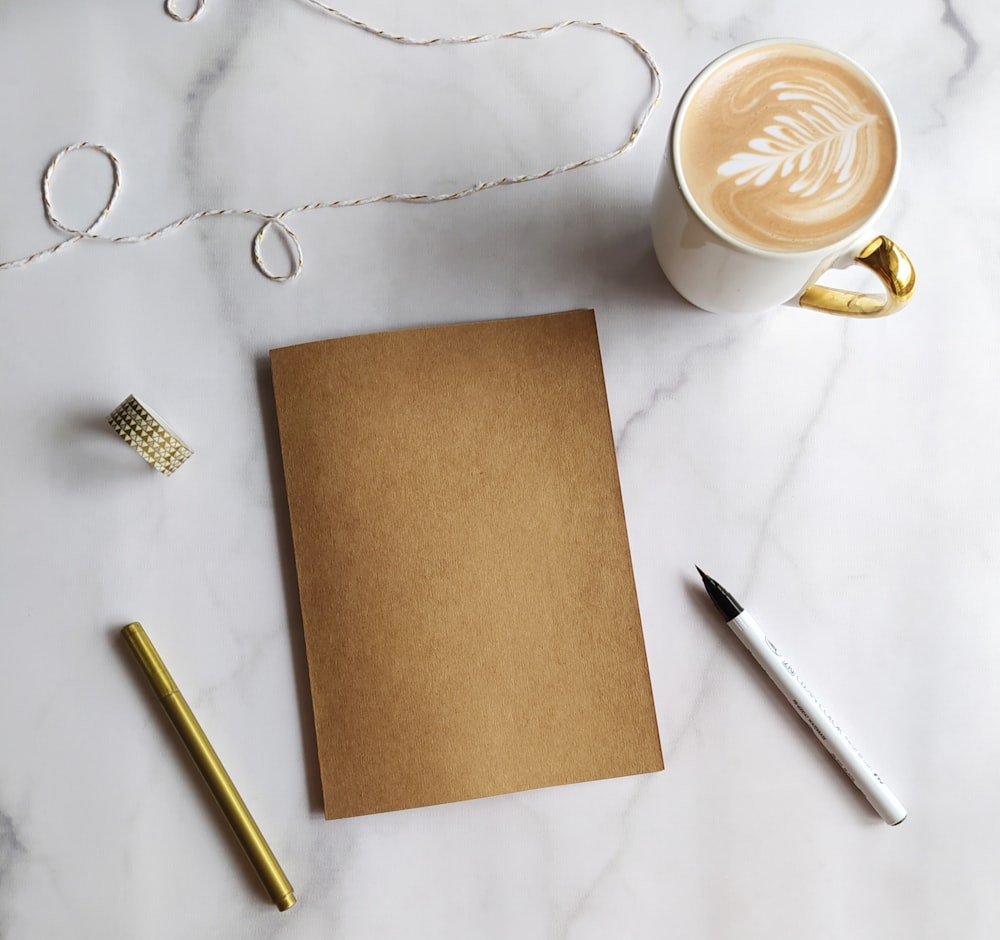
[1,1,998,937]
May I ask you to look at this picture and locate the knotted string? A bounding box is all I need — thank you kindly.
[1,2,661,282]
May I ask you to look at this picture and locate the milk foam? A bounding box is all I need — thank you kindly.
[678,44,896,252]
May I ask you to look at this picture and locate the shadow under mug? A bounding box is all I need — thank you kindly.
[651,39,916,317]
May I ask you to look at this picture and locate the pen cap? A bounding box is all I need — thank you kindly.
[122,622,179,699]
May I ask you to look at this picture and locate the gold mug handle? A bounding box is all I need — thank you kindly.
[799,235,916,317]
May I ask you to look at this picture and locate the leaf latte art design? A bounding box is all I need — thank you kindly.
[717,78,876,201]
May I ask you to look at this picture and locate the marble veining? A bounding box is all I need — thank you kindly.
[2,2,1000,938]
[941,0,980,91]
[744,323,850,587]
[613,321,753,455]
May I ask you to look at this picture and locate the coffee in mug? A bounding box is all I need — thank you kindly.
[651,39,915,316]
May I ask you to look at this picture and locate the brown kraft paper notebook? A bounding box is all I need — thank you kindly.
[270,309,662,819]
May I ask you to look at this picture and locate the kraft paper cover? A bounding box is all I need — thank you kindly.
[270,310,662,819]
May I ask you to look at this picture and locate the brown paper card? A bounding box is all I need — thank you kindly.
[270,310,662,819]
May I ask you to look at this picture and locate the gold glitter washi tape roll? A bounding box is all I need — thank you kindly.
[107,394,193,476]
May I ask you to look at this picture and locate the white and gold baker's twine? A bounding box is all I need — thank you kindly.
[0,1,661,283]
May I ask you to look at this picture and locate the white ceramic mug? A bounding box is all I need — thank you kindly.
[651,39,915,316]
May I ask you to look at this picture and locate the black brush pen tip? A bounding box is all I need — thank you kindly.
[695,566,744,620]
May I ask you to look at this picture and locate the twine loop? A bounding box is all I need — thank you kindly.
[42,142,123,238]
[253,217,305,283]
[164,0,206,24]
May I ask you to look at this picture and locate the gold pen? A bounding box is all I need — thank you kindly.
[122,622,296,912]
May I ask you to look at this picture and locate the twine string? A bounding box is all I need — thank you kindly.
[164,0,207,24]
[1,2,661,282]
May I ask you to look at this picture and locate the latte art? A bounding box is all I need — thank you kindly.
[717,78,877,199]
[677,44,896,251]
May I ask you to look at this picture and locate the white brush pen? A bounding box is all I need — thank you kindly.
[696,568,907,825]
